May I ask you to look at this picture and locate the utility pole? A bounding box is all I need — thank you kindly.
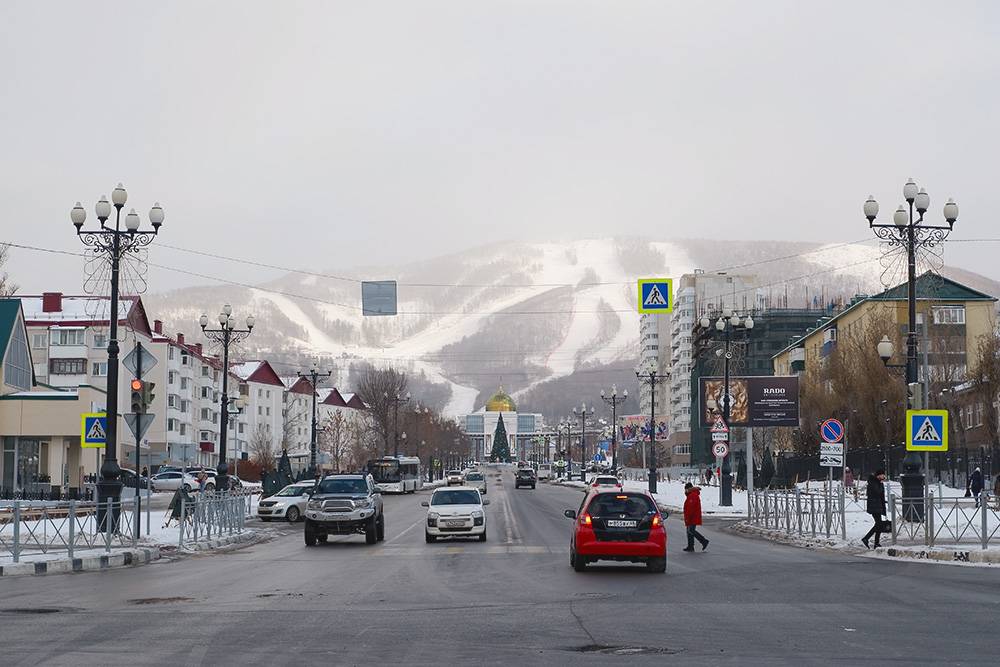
[635,365,669,493]
[297,367,332,479]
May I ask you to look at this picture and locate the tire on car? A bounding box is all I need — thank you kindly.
[376,514,385,541]
[646,557,666,573]
[365,515,378,544]
[286,506,300,523]
[304,520,317,546]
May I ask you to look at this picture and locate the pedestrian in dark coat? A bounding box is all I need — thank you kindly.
[862,470,887,549]
[970,467,984,508]
[682,483,709,552]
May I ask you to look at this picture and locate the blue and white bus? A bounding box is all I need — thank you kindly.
[367,456,422,494]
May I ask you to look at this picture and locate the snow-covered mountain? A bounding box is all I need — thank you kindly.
[144,238,1000,419]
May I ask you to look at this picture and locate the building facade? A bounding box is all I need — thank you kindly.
[460,387,547,462]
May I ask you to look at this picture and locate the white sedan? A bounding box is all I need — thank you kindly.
[150,471,198,493]
[257,482,314,522]
[422,486,489,542]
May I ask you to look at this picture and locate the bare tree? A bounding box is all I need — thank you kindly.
[249,424,277,471]
[0,244,17,297]
[355,365,408,456]
[968,323,1000,447]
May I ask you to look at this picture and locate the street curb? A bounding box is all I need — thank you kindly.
[172,529,262,553]
[0,546,161,578]
[880,545,1000,565]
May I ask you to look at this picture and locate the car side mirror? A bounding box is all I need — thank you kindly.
[563,509,576,519]
[482,499,490,506]
[420,501,429,507]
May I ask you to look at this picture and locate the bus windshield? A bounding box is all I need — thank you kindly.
[368,460,401,483]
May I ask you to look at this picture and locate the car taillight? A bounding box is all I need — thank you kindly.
[581,513,592,526]
[652,515,661,528]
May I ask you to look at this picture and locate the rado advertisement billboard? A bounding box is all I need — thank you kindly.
[699,376,799,427]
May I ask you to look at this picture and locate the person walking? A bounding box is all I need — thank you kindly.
[970,467,984,508]
[862,469,887,550]
[683,482,709,552]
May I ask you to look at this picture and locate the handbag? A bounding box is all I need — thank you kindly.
[879,519,893,533]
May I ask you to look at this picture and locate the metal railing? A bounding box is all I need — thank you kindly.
[748,487,847,540]
[1,492,255,563]
[887,493,1000,549]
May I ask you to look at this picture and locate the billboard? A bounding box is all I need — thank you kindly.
[699,376,799,427]
[619,415,669,444]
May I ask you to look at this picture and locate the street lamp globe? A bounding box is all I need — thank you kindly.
[623,388,628,398]
[903,178,918,203]
[944,198,959,224]
[218,312,228,326]
[149,202,165,228]
[111,182,127,207]
[863,195,879,223]
[915,188,930,214]
[223,304,233,316]
[744,315,755,329]
[893,205,908,227]
[71,202,86,228]
[877,335,894,362]
[95,196,112,221]
[716,317,725,331]
[245,315,255,330]
[700,316,710,329]
[199,314,209,329]
[125,208,140,232]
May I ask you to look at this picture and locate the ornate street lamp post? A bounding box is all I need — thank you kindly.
[600,385,628,473]
[573,403,594,482]
[384,392,411,457]
[699,311,754,506]
[867,180,958,521]
[72,186,163,527]
[200,306,254,492]
[635,363,669,493]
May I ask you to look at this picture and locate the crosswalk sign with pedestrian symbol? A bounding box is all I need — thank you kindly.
[906,409,948,451]
[637,279,673,314]
[81,412,107,448]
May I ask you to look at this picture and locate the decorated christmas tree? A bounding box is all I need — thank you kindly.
[489,413,512,462]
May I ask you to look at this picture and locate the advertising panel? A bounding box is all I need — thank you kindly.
[699,376,799,427]
[619,415,669,443]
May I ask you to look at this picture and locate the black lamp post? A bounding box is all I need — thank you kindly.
[573,403,594,482]
[72,186,163,527]
[867,180,959,521]
[558,418,571,478]
[384,392,411,457]
[200,306,254,492]
[297,367,332,478]
[699,310,754,507]
[600,385,628,473]
[635,364,669,494]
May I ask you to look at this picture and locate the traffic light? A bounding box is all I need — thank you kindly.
[142,381,156,411]
[130,379,144,413]
[908,382,924,411]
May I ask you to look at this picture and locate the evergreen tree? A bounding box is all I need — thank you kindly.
[490,414,512,462]
[759,445,775,488]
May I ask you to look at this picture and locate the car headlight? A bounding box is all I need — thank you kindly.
[428,512,439,520]
[471,510,484,519]
[307,500,323,510]
[354,498,372,509]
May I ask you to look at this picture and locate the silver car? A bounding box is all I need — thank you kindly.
[463,471,487,495]
[257,482,315,522]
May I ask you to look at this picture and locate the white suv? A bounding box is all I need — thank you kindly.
[463,471,487,495]
[422,486,489,542]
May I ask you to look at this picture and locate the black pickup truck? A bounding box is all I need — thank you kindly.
[514,467,537,490]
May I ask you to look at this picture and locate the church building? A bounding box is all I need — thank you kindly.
[460,386,547,462]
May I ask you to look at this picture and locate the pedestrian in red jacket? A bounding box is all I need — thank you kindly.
[683,482,709,552]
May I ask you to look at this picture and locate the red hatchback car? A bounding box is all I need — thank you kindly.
[564,490,667,573]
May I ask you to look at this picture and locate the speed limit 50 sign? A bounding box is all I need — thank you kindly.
[712,442,729,458]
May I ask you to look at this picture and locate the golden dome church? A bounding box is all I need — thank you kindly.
[461,386,548,462]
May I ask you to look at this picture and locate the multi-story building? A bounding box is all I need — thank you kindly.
[233,360,286,465]
[662,272,757,467]
[637,312,670,417]
[283,376,316,470]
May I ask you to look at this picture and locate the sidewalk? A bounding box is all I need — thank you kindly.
[550,477,748,518]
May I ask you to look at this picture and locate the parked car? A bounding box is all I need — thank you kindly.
[119,467,151,490]
[150,471,198,493]
[536,463,552,481]
[446,470,464,486]
[304,474,384,546]
[564,489,667,573]
[257,481,314,522]
[514,468,537,489]
[421,486,489,542]
[463,471,487,495]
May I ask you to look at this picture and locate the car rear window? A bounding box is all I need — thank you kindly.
[587,493,655,518]
[466,473,483,480]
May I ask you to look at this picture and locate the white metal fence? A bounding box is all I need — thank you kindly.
[1,492,254,563]
[888,493,1000,549]
[749,487,848,540]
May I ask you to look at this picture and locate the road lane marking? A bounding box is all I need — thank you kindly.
[385,514,425,545]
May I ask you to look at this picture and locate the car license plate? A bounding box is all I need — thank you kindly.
[446,519,465,527]
[606,520,637,528]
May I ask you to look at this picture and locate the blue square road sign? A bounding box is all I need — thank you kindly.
[906,409,948,451]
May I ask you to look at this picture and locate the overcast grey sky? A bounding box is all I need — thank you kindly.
[2,1,999,293]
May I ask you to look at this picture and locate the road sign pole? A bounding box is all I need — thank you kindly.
[134,341,142,542]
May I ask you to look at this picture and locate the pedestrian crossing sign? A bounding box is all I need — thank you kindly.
[637,279,673,314]
[906,409,948,451]
[81,412,107,448]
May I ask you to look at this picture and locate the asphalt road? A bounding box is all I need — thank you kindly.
[1,468,998,666]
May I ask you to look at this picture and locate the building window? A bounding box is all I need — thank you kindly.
[200,431,211,442]
[932,306,965,325]
[201,386,211,399]
[5,324,32,390]
[181,353,189,366]
[202,365,210,377]
[168,371,177,384]
[179,424,187,436]
[91,362,108,377]
[31,333,47,349]
[168,394,178,408]
[201,408,211,421]
[50,358,86,375]
[181,400,190,413]
[49,329,85,346]
[168,419,177,432]
[258,406,263,415]
[238,423,245,434]
[266,407,271,416]
[93,333,107,348]
[180,377,189,390]
[266,390,271,399]
[169,347,175,361]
